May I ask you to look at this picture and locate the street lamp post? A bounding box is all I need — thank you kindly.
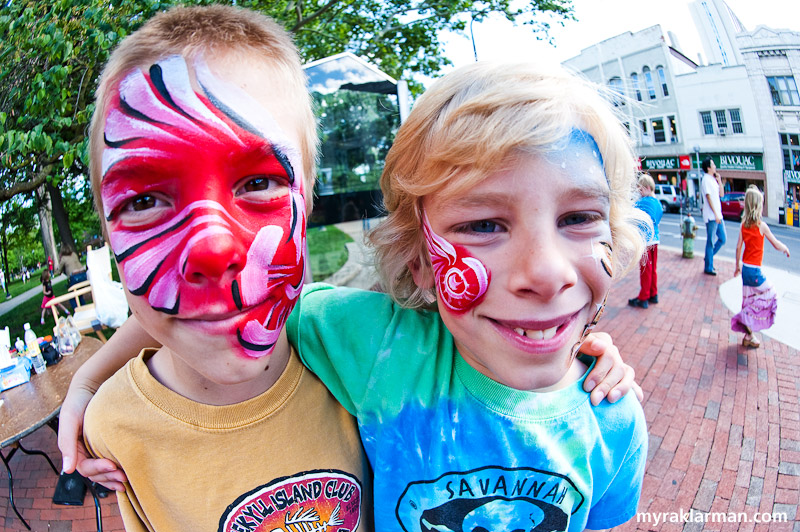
[693,145,701,210]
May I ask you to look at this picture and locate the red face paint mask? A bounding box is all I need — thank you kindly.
[101,56,306,358]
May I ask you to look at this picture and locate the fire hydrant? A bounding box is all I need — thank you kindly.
[682,214,697,258]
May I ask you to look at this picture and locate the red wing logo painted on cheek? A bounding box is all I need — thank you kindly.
[422,214,490,313]
[219,470,362,532]
[101,55,306,357]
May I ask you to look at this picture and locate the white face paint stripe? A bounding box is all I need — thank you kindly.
[107,200,250,257]
[117,67,218,143]
[193,57,304,190]
[157,55,243,143]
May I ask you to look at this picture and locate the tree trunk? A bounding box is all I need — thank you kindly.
[47,180,76,253]
[36,185,58,265]
[0,217,9,296]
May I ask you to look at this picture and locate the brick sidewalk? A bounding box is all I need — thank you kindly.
[1,248,798,531]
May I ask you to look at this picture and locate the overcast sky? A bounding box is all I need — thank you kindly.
[442,0,800,70]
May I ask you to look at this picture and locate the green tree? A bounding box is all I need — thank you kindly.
[0,0,574,242]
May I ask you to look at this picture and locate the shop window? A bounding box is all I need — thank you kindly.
[630,73,642,101]
[652,118,666,143]
[767,76,800,106]
[657,66,669,97]
[668,116,678,142]
[642,66,656,100]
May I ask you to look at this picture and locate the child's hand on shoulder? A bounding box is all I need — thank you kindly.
[580,332,643,406]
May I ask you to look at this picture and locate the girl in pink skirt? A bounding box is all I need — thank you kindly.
[732,186,790,348]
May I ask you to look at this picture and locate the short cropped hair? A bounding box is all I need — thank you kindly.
[638,174,655,192]
[370,61,645,309]
[701,157,714,173]
[89,4,317,219]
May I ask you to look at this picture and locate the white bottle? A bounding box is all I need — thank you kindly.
[66,316,81,347]
[56,318,70,354]
[14,337,25,356]
[23,323,47,374]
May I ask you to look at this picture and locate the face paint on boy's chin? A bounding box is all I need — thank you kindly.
[422,213,491,314]
[101,55,306,359]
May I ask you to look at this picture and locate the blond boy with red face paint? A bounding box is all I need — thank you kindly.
[60,8,639,532]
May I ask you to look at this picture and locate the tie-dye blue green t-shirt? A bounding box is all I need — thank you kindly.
[287,284,647,532]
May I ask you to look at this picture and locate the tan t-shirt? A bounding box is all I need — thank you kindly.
[85,348,373,532]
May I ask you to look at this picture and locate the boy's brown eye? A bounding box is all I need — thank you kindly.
[243,177,270,192]
[131,195,157,211]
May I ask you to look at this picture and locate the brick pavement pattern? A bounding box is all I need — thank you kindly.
[1,249,798,531]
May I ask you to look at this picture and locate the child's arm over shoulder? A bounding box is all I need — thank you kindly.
[58,318,155,489]
[286,283,446,415]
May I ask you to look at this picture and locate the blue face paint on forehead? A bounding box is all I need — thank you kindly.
[543,129,607,183]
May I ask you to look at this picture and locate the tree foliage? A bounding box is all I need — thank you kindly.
[0,0,574,249]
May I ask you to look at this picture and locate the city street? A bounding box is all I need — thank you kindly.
[659,213,799,272]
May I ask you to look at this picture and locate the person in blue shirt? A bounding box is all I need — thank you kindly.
[628,174,663,309]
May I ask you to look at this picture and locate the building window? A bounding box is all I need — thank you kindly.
[668,115,678,142]
[608,77,625,106]
[657,66,669,97]
[652,118,666,143]
[781,133,800,171]
[700,109,743,135]
[729,109,743,133]
[715,110,728,133]
[642,66,656,100]
[631,73,642,101]
[767,76,800,106]
[700,111,714,135]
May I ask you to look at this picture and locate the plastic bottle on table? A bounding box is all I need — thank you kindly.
[14,337,25,356]
[66,316,81,347]
[56,317,74,355]
[23,322,47,374]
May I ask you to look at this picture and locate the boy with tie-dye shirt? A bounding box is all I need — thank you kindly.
[286,62,648,531]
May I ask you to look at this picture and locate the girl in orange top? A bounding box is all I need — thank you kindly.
[732,186,790,348]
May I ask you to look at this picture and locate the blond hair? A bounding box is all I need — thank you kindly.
[742,185,763,228]
[369,61,645,309]
[638,174,655,192]
[89,4,317,219]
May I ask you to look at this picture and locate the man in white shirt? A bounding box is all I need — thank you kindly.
[701,157,726,275]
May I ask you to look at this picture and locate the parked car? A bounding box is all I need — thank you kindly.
[653,184,681,213]
[721,192,746,221]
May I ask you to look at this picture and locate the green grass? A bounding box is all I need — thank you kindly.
[2,267,47,299]
[307,225,353,280]
[1,279,70,342]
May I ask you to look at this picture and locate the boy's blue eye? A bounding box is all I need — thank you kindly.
[560,212,602,226]
[469,220,498,233]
